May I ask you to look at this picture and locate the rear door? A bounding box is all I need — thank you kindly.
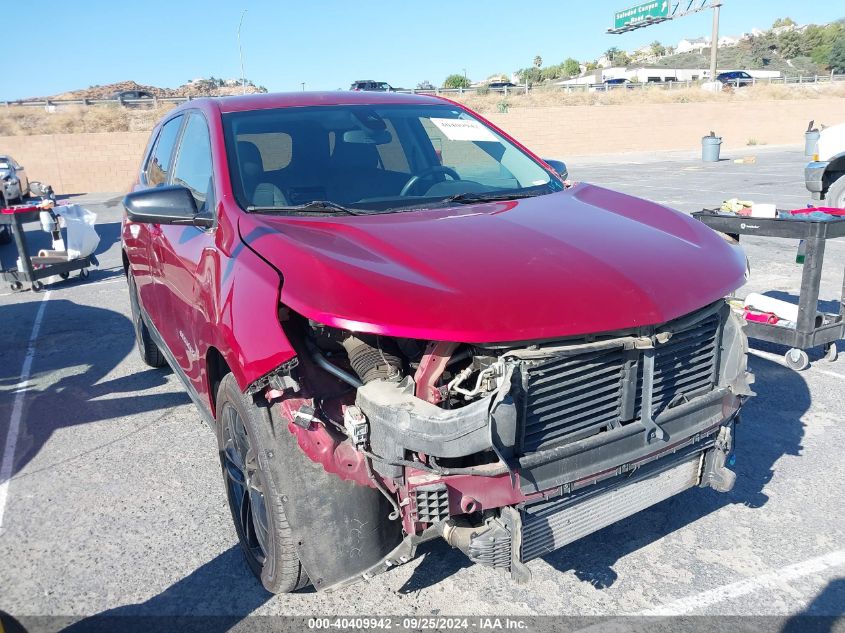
[153,111,218,388]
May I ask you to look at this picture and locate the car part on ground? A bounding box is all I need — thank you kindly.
[121,91,752,593]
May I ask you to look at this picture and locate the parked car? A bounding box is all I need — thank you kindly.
[715,71,754,88]
[487,81,516,90]
[112,90,156,108]
[805,121,845,208]
[349,80,395,92]
[0,155,29,203]
[122,91,752,593]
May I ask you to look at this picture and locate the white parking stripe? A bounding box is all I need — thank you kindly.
[638,548,845,616]
[0,290,51,533]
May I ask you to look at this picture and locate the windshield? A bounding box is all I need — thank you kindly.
[222,104,562,214]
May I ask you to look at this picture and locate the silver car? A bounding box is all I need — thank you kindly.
[0,155,30,204]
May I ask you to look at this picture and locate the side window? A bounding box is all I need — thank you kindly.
[171,113,214,213]
[146,116,183,187]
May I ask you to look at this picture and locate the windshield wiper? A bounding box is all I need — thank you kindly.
[441,191,544,204]
[247,200,369,216]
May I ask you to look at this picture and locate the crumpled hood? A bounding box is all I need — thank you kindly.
[238,184,746,343]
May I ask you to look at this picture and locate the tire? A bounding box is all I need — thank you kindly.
[785,348,809,371]
[826,175,845,209]
[216,373,309,593]
[127,272,167,368]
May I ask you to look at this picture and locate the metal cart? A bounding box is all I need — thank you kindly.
[0,204,92,292]
[693,210,845,370]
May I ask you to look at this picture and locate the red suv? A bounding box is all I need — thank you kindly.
[122,92,752,593]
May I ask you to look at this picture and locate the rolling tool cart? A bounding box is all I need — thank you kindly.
[693,210,845,370]
[0,202,93,292]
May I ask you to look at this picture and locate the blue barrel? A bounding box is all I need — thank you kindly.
[702,135,722,162]
[804,129,820,156]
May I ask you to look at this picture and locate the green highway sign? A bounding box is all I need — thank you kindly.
[614,1,670,29]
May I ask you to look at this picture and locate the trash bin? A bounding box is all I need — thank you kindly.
[805,129,820,157]
[702,134,722,162]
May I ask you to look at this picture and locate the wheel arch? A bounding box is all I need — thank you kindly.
[206,346,232,418]
[822,153,845,195]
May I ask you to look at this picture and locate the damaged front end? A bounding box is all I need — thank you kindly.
[266,300,753,590]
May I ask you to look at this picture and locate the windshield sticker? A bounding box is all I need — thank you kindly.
[431,118,497,142]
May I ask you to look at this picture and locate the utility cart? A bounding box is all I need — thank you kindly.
[0,203,92,292]
[693,210,845,370]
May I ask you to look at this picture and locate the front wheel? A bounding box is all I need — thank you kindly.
[216,373,309,593]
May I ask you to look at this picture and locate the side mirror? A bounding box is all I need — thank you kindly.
[543,159,568,180]
[123,185,213,228]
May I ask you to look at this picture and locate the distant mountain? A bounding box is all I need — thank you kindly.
[31,79,268,101]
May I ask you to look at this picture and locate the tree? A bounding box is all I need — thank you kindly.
[516,67,543,85]
[650,40,666,56]
[563,58,581,77]
[748,35,773,66]
[416,80,435,90]
[533,55,543,68]
[605,47,620,61]
[778,30,802,58]
[831,33,845,73]
[772,17,796,29]
[585,61,598,71]
[443,74,471,89]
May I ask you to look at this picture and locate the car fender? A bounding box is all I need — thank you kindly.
[212,230,297,394]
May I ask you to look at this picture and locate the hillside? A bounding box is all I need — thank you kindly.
[654,47,823,76]
[33,78,267,101]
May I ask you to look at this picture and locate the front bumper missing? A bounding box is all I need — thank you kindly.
[326,432,736,590]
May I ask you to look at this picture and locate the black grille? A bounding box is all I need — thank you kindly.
[521,347,627,453]
[413,484,450,523]
[637,313,721,418]
[519,308,723,455]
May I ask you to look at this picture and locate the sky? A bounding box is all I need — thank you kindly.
[5,0,844,100]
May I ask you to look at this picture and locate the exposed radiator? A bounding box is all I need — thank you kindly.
[520,347,627,452]
[519,307,723,454]
[520,454,702,562]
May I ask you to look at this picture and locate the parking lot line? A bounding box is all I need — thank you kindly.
[637,548,845,616]
[0,290,51,533]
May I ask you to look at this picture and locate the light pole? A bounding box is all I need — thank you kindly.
[709,2,721,80]
[237,10,247,95]
[301,82,306,91]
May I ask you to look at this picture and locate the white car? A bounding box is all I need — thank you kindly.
[805,122,845,208]
[0,155,30,204]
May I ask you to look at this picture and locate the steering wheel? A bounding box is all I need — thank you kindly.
[399,166,461,197]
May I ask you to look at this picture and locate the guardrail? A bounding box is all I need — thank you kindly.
[3,73,844,107]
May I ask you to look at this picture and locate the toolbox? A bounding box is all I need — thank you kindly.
[693,210,845,370]
[0,203,93,292]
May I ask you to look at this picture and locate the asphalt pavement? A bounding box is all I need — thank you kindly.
[1,146,843,629]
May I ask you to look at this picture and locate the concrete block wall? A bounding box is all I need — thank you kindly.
[0,132,149,195]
